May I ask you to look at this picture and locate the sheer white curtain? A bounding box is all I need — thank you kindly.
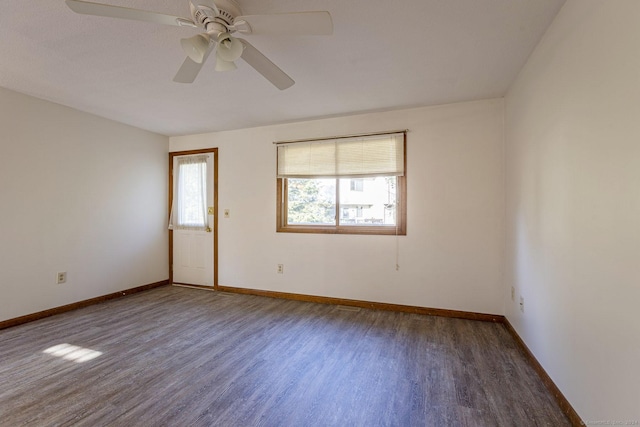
[169,155,208,231]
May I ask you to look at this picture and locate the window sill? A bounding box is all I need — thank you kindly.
[277,225,405,236]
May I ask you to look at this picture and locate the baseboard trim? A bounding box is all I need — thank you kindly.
[217,285,504,323]
[503,318,583,427]
[0,279,169,331]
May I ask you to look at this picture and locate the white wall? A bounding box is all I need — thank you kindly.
[505,0,640,421]
[0,87,169,322]
[171,99,505,315]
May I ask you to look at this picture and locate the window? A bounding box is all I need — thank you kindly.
[276,132,406,235]
[169,155,208,231]
[350,179,364,192]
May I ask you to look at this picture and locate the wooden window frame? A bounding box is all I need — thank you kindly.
[276,176,407,236]
[276,131,407,236]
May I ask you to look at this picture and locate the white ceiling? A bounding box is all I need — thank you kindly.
[0,0,565,136]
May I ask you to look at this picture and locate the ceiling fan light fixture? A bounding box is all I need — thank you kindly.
[216,33,243,62]
[180,34,211,63]
[215,57,237,72]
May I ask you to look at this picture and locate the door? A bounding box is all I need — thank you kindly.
[170,151,216,288]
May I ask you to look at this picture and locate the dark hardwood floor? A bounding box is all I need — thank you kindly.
[0,286,571,426]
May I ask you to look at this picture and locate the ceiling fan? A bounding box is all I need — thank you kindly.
[65,0,333,89]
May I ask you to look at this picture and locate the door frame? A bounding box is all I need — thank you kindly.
[168,148,219,290]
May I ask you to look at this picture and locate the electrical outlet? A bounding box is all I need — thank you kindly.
[511,286,515,301]
[519,296,524,313]
[224,209,230,218]
[57,272,67,284]
[277,264,284,274]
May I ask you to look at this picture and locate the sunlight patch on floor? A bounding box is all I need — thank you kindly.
[43,343,102,363]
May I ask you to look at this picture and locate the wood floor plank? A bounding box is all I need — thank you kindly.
[0,286,571,426]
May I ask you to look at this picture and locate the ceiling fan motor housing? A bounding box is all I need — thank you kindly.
[190,0,242,29]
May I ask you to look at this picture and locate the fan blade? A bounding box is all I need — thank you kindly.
[234,11,333,36]
[173,44,215,83]
[173,58,204,83]
[238,39,294,90]
[65,0,196,28]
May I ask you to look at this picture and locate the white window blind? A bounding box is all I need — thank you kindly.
[277,132,405,178]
